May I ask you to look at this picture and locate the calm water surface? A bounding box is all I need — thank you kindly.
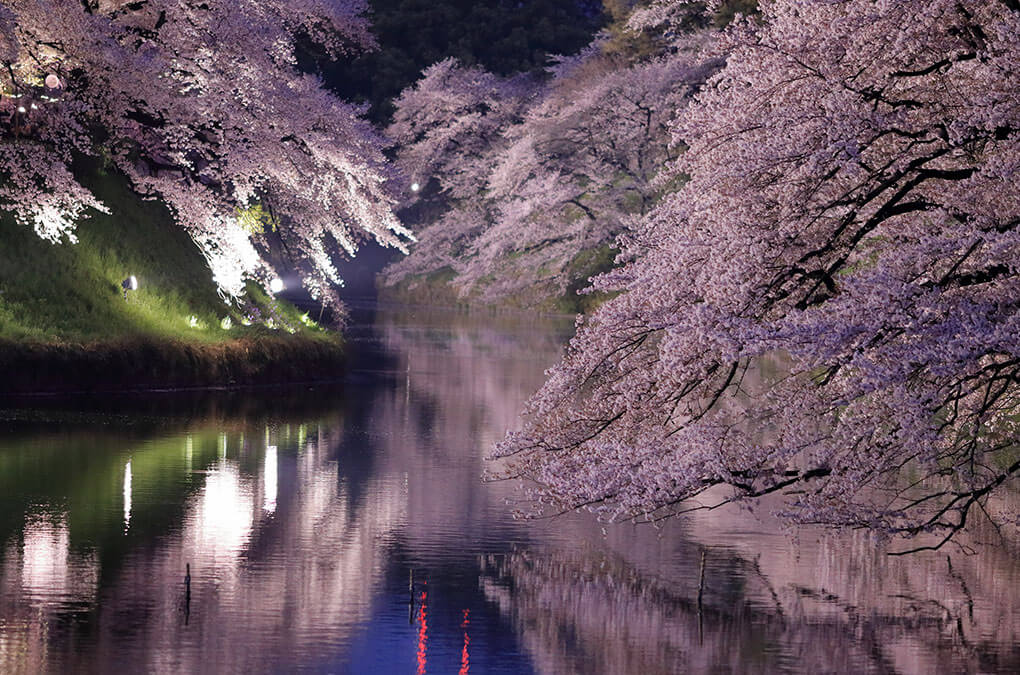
[1,302,1020,674]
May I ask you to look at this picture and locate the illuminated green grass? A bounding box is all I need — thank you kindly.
[0,162,319,343]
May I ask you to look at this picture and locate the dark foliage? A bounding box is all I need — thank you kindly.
[303,0,605,123]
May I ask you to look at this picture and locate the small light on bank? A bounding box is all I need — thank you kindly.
[269,277,284,294]
[122,275,138,299]
[410,182,420,193]
[16,105,26,114]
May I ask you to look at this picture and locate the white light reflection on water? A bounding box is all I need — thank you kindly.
[263,445,277,513]
[1,512,97,673]
[5,512,99,608]
[22,515,72,600]
[123,460,132,531]
[189,461,254,568]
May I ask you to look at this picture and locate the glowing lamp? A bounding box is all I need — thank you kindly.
[44,74,60,89]
[269,277,284,294]
[121,275,138,299]
[16,105,26,114]
[410,182,420,193]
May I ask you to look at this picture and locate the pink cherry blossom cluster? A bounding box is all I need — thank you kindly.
[494,0,1020,552]
[0,0,411,300]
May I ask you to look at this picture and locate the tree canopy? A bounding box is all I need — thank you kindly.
[382,10,724,309]
[1,0,412,307]
[494,0,1020,553]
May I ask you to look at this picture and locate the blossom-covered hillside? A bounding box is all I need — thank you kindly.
[380,3,727,311]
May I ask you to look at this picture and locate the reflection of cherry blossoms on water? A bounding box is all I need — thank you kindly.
[477,484,1020,675]
[0,417,409,673]
[0,512,100,671]
[135,429,407,672]
[3,309,1020,672]
[365,305,574,551]
[480,540,1020,674]
[355,306,1020,673]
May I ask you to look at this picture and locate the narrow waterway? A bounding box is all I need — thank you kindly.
[1,302,1019,674]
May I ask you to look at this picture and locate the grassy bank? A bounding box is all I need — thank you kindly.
[0,334,345,394]
[0,161,343,394]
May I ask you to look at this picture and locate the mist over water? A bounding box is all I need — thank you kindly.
[1,302,1019,673]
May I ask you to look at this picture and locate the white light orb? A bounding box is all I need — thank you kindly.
[16,105,26,114]
[128,275,138,290]
[44,74,60,89]
[410,182,420,193]
[269,278,284,294]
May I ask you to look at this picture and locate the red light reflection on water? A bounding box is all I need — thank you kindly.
[416,583,428,675]
[459,608,470,675]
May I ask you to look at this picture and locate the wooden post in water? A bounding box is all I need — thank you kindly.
[697,550,706,645]
[408,568,415,625]
[185,563,192,626]
[697,550,706,607]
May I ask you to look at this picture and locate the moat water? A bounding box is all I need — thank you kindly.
[1,302,1019,673]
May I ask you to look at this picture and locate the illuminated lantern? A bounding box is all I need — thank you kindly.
[122,275,138,299]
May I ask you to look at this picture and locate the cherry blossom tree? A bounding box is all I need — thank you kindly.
[0,0,411,302]
[495,0,1020,553]
[381,58,537,290]
[461,39,720,302]
[383,31,720,307]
